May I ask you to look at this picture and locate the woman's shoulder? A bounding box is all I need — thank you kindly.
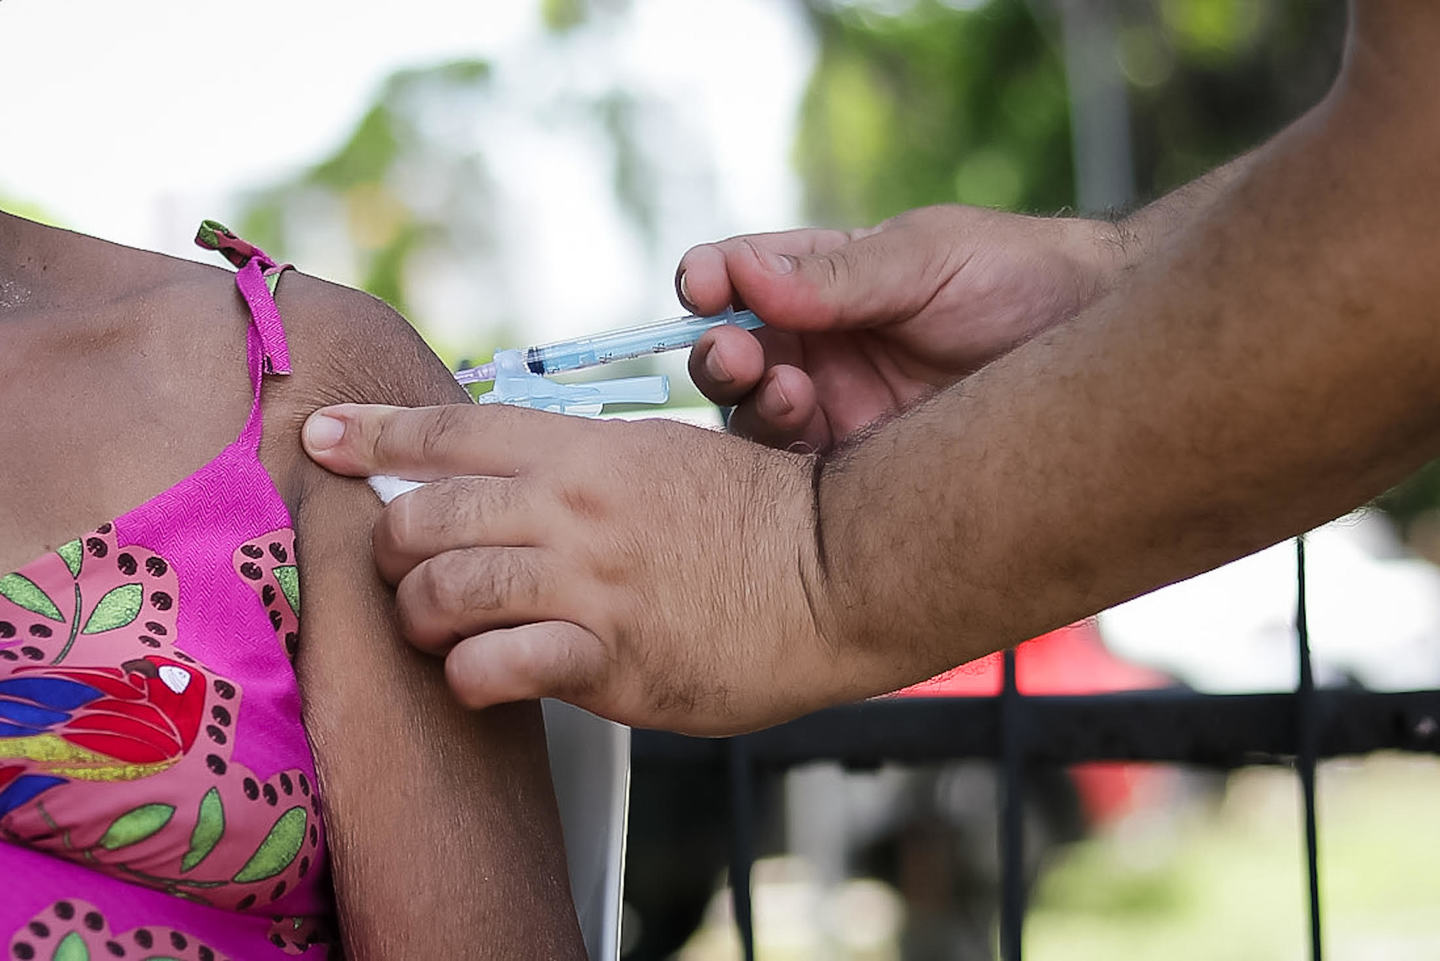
[142,259,463,402]
[120,242,463,403]
[0,221,465,568]
[67,236,468,502]
[59,252,467,512]
[243,271,469,506]
[269,272,469,411]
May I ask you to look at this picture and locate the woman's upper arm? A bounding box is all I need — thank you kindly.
[269,283,585,959]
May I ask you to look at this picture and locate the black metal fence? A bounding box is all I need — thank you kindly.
[631,538,1440,960]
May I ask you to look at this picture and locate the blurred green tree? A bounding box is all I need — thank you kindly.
[235,0,674,377]
[795,0,1075,223]
[793,0,1345,223]
[238,59,499,330]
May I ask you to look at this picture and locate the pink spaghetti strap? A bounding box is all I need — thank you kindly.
[235,258,293,375]
[194,220,293,450]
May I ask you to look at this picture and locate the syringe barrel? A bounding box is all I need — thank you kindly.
[527,309,763,375]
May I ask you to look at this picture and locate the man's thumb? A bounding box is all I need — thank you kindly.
[731,234,914,333]
[302,404,404,477]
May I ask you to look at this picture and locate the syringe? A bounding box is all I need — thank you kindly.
[454,307,764,385]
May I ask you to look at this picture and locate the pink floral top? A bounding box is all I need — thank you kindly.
[0,225,333,960]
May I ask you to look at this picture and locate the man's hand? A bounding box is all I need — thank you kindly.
[681,204,1125,450]
[302,403,877,735]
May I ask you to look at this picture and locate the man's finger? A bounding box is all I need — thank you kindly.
[373,476,540,584]
[395,546,565,652]
[689,326,766,405]
[303,402,576,479]
[713,228,951,337]
[726,367,833,452]
[444,621,611,710]
[677,227,853,316]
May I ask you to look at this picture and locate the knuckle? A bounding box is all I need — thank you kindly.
[456,475,512,522]
[416,404,466,463]
[395,557,463,644]
[432,549,539,618]
[809,250,846,291]
[536,628,602,702]
[369,412,407,465]
[547,655,598,703]
[489,552,540,611]
[422,554,472,615]
[556,480,608,523]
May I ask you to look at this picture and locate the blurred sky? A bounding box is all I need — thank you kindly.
[0,0,813,343]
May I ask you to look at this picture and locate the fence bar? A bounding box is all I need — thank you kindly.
[999,647,1024,961]
[638,689,1440,769]
[728,736,757,961]
[1295,538,1323,961]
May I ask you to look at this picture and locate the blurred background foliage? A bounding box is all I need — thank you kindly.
[239,60,504,353]
[236,0,1347,330]
[792,0,1345,223]
[795,0,1076,222]
[236,2,679,368]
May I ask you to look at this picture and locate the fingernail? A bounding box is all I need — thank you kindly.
[304,412,346,452]
[677,269,695,310]
[757,382,794,419]
[703,345,732,384]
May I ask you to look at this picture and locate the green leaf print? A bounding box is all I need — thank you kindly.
[81,583,143,634]
[233,806,307,883]
[274,564,300,616]
[99,802,175,850]
[55,539,83,578]
[182,787,225,872]
[52,931,89,961]
[0,572,64,621]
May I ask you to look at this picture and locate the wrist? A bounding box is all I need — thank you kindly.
[742,445,877,723]
[790,450,866,705]
[803,438,947,702]
[1058,215,1138,302]
[788,448,884,706]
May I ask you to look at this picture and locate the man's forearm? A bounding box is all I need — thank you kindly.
[1107,147,1263,270]
[815,12,1440,692]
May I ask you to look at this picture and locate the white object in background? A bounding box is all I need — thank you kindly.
[542,701,630,961]
[1100,510,1440,692]
[367,476,629,961]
